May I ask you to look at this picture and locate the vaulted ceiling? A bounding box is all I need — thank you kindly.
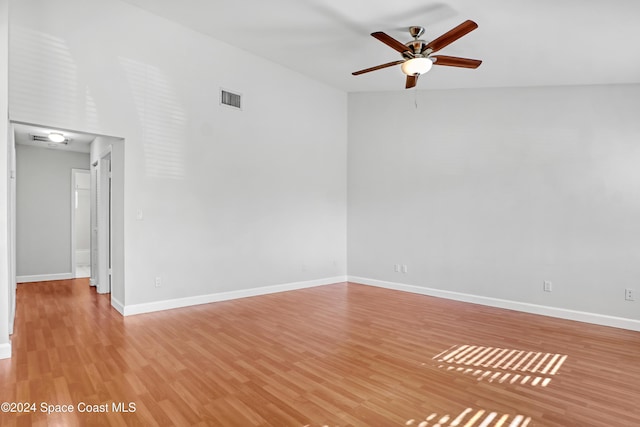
[119,0,640,92]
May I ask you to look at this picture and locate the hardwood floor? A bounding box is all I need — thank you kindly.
[1,279,639,426]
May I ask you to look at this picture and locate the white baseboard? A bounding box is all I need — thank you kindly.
[17,273,74,283]
[0,342,11,360]
[349,276,640,332]
[111,297,125,315]
[122,276,348,317]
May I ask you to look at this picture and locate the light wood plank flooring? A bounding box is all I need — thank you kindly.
[1,279,639,426]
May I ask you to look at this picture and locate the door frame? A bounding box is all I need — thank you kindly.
[95,147,112,295]
[8,121,16,335]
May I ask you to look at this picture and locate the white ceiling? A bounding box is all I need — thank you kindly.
[13,123,95,154]
[119,0,640,92]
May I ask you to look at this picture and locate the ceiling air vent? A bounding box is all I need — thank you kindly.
[31,134,70,145]
[220,89,242,110]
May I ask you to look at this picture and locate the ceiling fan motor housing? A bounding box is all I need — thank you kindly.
[403,40,431,58]
[404,26,432,59]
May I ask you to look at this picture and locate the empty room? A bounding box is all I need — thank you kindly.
[1,0,639,426]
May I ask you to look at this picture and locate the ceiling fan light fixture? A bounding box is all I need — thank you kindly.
[48,132,66,143]
[401,57,433,76]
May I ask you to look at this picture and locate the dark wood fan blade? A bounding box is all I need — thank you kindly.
[405,74,418,89]
[352,60,404,76]
[424,20,478,53]
[431,55,482,68]
[372,32,412,54]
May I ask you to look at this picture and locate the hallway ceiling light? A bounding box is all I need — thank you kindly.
[48,132,66,143]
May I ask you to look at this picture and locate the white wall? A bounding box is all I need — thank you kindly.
[8,0,347,310]
[348,84,640,325]
[15,145,90,278]
[0,0,10,358]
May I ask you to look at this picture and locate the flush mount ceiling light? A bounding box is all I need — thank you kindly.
[401,57,433,76]
[48,132,66,143]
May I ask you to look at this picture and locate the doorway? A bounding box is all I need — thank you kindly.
[8,122,126,334]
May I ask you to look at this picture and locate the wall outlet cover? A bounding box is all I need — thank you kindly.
[625,288,634,301]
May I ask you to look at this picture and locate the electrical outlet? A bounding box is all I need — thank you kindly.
[625,288,634,301]
[543,281,552,292]
[394,264,400,272]
[402,264,408,273]
[155,276,162,288]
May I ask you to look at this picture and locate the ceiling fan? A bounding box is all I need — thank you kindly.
[352,20,482,89]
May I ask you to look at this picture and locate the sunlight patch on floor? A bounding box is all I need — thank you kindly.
[406,408,531,427]
[432,344,567,387]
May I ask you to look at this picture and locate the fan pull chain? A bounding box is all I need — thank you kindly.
[414,85,419,109]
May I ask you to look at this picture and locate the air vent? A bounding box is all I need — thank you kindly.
[220,89,242,110]
[30,134,70,144]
